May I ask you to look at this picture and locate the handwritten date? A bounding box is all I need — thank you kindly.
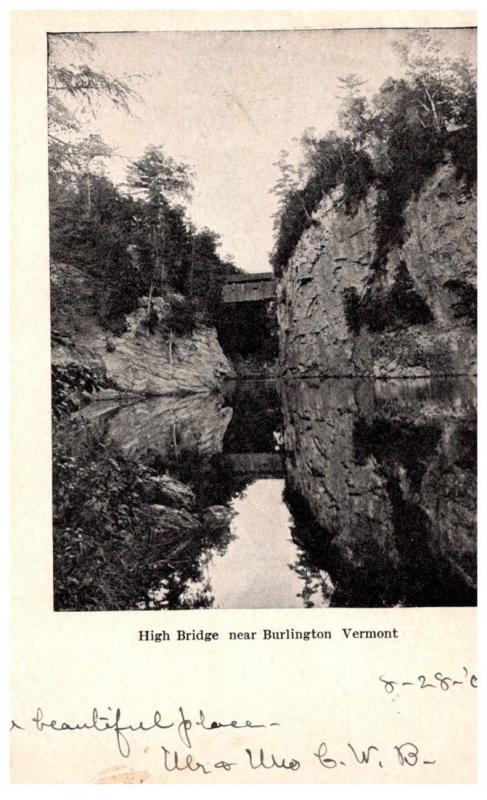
[380,667,477,694]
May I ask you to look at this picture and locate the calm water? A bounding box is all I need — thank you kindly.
[182,479,333,609]
[77,376,477,609]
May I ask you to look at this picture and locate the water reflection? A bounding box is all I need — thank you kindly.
[77,391,233,458]
[282,377,477,607]
[73,376,476,608]
[185,479,333,609]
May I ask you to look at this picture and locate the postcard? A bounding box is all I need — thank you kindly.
[10,8,477,784]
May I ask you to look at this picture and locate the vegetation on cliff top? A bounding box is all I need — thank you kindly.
[270,31,476,276]
[48,34,241,337]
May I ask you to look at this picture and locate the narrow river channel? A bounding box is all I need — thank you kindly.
[76,376,476,610]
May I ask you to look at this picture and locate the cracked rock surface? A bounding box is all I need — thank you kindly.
[51,262,235,396]
[277,164,476,378]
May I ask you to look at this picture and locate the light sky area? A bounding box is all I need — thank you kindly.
[50,28,476,273]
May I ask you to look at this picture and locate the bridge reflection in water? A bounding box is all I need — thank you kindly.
[75,375,476,609]
[222,453,284,477]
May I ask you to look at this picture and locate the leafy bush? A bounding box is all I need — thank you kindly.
[53,420,160,609]
[52,421,239,610]
[51,363,105,418]
[164,295,199,336]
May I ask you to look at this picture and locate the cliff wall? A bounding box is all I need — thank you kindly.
[51,262,234,396]
[277,164,476,377]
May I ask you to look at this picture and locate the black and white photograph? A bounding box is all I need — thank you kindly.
[49,26,477,612]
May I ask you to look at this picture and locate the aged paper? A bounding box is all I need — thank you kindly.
[10,9,477,784]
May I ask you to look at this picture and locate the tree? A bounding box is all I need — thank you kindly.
[191,228,222,308]
[270,130,373,273]
[337,74,370,145]
[336,73,367,97]
[270,148,315,235]
[47,36,239,339]
[392,30,476,136]
[127,145,193,204]
[48,34,137,137]
[48,34,140,216]
[75,135,114,214]
[127,146,194,294]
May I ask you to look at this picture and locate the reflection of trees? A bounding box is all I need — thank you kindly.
[140,447,249,609]
[146,515,242,610]
[62,381,281,610]
[283,482,337,607]
[178,587,214,610]
[289,554,335,608]
[136,520,237,610]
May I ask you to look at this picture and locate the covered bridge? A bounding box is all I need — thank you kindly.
[222,271,277,303]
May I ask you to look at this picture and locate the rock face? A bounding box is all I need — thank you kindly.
[277,164,476,377]
[282,377,477,606]
[143,475,196,509]
[77,392,233,459]
[51,262,235,395]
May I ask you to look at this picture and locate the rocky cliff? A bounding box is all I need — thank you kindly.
[282,377,477,606]
[277,164,476,377]
[77,392,233,459]
[51,262,234,396]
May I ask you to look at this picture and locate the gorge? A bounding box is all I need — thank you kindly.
[50,30,477,611]
[52,160,477,611]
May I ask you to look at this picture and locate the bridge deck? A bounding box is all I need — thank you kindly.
[222,273,277,303]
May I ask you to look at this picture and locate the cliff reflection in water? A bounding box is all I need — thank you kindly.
[282,377,477,607]
[72,376,476,608]
[78,391,234,459]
